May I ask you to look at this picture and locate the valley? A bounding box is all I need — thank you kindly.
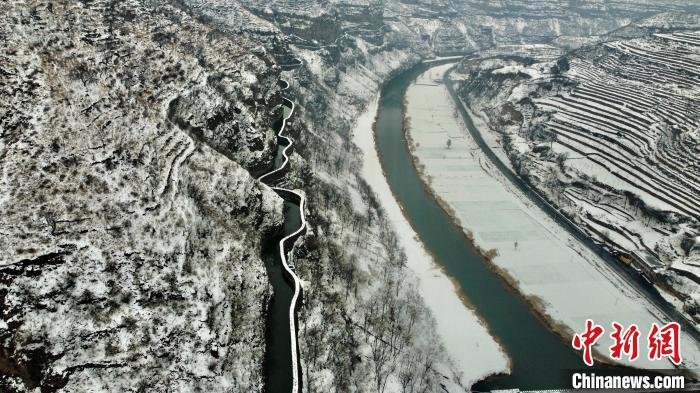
[2,1,699,392]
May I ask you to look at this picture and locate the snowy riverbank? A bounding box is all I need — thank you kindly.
[404,63,700,371]
[352,96,510,389]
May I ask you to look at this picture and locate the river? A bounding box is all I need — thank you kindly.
[374,61,663,390]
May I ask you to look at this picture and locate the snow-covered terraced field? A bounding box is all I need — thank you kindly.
[535,34,700,218]
[458,30,700,326]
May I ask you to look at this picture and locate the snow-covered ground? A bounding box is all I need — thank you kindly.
[404,64,700,371]
[352,96,510,388]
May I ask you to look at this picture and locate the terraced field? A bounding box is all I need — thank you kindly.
[536,35,700,217]
[534,33,699,242]
[458,29,700,324]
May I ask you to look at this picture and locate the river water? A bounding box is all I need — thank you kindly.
[374,61,661,390]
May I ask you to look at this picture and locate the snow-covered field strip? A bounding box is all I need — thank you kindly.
[541,119,699,216]
[406,64,700,370]
[352,96,510,388]
[567,87,699,183]
[656,32,700,46]
[605,41,700,76]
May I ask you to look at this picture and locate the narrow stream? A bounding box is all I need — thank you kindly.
[374,61,660,391]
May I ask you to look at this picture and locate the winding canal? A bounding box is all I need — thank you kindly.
[374,61,661,390]
[260,80,305,393]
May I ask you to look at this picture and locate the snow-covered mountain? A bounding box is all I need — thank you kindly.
[1,1,284,391]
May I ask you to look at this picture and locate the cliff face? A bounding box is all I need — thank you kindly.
[392,0,700,53]
[0,1,283,391]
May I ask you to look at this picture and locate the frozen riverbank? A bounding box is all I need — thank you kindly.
[405,63,700,372]
[352,96,510,389]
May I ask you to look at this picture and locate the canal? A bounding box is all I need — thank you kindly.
[260,87,304,393]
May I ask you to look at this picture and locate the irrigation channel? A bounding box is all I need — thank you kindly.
[374,60,672,391]
[259,79,305,393]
